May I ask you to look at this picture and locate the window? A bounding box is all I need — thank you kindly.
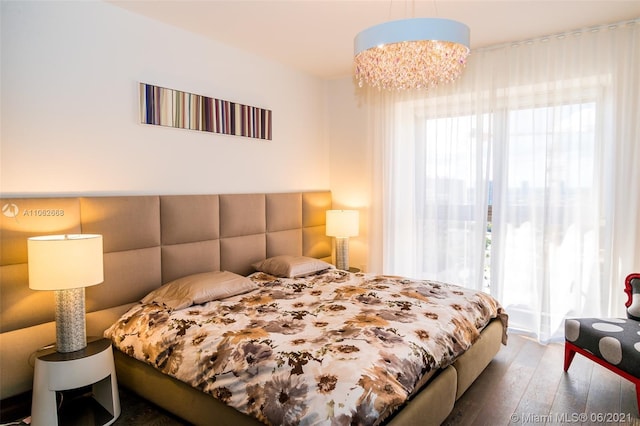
[405,97,599,339]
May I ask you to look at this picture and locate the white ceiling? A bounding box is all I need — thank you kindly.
[109,0,640,79]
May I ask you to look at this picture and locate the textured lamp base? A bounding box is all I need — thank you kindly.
[335,237,350,271]
[55,287,87,353]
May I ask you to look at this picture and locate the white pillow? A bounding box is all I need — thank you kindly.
[141,271,257,310]
[252,255,333,278]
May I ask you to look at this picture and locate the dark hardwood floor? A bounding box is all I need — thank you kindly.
[443,333,639,425]
[114,387,186,425]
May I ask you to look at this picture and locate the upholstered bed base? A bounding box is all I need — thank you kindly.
[113,318,503,426]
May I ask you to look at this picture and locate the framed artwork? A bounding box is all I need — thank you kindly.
[140,83,272,140]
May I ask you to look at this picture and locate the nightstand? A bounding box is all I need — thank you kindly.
[31,337,120,426]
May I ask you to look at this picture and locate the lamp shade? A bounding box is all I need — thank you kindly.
[28,234,104,291]
[354,18,470,56]
[326,210,359,238]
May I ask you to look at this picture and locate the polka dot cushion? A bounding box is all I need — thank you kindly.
[565,317,640,378]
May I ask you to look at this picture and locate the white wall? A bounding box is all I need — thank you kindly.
[1,1,330,196]
[0,0,374,272]
[326,78,370,272]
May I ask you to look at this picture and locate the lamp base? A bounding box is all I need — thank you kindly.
[54,288,87,353]
[335,237,350,271]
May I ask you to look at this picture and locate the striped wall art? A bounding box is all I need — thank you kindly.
[139,83,272,140]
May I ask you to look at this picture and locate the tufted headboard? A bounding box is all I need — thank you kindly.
[0,191,332,399]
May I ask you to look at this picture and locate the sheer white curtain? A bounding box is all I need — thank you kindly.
[367,90,492,291]
[366,19,639,342]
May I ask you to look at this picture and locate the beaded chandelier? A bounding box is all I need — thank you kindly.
[354,18,470,91]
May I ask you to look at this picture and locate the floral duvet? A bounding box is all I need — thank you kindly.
[105,270,507,426]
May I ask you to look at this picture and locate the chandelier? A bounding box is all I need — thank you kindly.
[354,18,470,91]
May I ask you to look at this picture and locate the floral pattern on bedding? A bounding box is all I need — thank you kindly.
[105,270,507,426]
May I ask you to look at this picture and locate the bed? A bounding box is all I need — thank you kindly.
[0,191,507,425]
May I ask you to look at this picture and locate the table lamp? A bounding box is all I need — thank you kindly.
[28,234,104,353]
[326,210,359,271]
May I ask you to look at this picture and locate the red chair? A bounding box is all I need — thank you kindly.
[564,273,640,414]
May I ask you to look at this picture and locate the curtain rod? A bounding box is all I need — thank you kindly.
[476,17,639,52]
